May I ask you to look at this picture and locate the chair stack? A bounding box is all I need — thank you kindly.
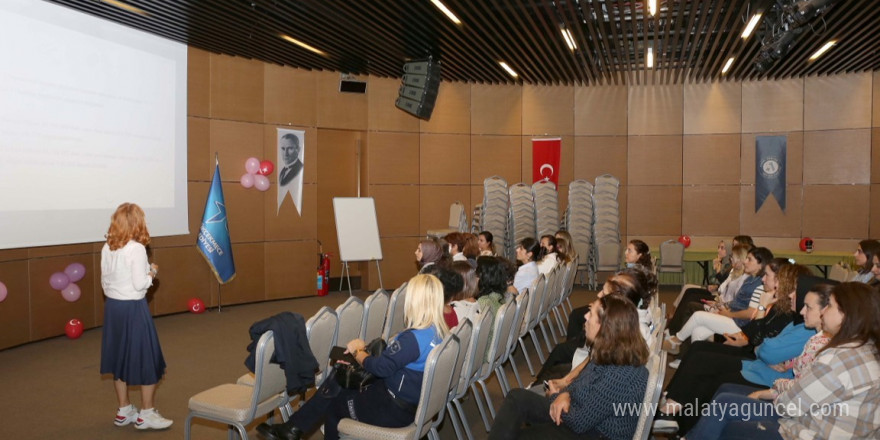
[592,174,622,287]
[480,176,510,257]
[565,179,594,286]
[531,181,559,239]
[508,183,536,258]
[470,204,483,234]
[426,201,467,238]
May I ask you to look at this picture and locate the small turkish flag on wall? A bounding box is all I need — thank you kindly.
[532,138,561,187]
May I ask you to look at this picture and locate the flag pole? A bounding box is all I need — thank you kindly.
[215,152,222,312]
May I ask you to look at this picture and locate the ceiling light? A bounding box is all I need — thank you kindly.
[499,61,518,78]
[560,27,577,51]
[430,0,461,25]
[646,47,654,68]
[280,34,328,56]
[722,57,735,74]
[648,0,657,16]
[742,13,762,39]
[101,0,148,16]
[809,40,836,60]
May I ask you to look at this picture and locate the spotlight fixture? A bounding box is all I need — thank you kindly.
[430,0,461,25]
[741,13,762,39]
[499,61,518,78]
[787,0,839,27]
[809,40,836,60]
[280,34,328,56]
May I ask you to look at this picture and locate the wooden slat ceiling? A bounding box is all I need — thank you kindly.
[45,0,880,85]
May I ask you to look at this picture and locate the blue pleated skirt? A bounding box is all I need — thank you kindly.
[100,298,166,385]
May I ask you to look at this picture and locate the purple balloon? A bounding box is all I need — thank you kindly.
[240,173,255,188]
[61,283,81,302]
[0,281,7,303]
[49,272,70,291]
[245,157,261,175]
[64,263,86,283]
[254,174,270,192]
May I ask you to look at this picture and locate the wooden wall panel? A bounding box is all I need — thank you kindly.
[470,135,522,184]
[264,240,318,299]
[741,78,804,133]
[520,136,574,186]
[316,71,368,130]
[223,182,265,243]
[628,135,683,185]
[874,72,880,127]
[188,117,211,182]
[368,76,420,133]
[740,185,802,237]
[683,82,742,134]
[209,54,264,122]
[683,134,741,184]
[264,183,317,241]
[317,129,362,277]
[472,84,522,135]
[28,244,94,259]
[873,128,880,183]
[420,134,470,184]
[419,185,471,234]
[627,185,682,236]
[573,136,628,184]
[217,242,265,305]
[152,246,214,315]
[420,82,471,134]
[802,185,870,239]
[522,85,574,136]
[370,185,420,237]
[209,119,264,183]
[188,48,210,118]
[740,132,804,185]
[803,129,871,185]
[365,132,420,185]
[263,125,318,185]
[628,84,683,135]
[574,85,627,136]
[366,237,420,291]
[0,260,31,349]
[682,186,740,236]
[151,181,209,248]
[804,73,872,131]
[0,248,28,264]
[264,65,317,127]
[872,184,880,238]
[29,256,98,341]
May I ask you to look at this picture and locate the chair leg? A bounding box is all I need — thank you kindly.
[470,382,492,432]
[184,413,195,440]
[564,297,574,317]
[547,315,560,345]
[529,329,545,364]
[539,321,553,352]
[453,398,475,440]
[508,352,523,388]
[518,337,536,376]
[429,427,439,440]
[477,379,497,420]
[447,401,464,440]
[495,366,510,396]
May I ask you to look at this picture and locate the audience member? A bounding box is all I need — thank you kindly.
[478,231,496,256]
[537,235,559,275]
[415,238,447,274]
[512,237,541,295]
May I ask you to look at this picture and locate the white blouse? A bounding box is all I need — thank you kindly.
[101,241,153,300]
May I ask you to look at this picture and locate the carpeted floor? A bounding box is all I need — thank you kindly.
[0,284,680,440]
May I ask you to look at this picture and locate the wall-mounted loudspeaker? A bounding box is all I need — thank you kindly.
[339,79,367,94]
[395,57,440,120]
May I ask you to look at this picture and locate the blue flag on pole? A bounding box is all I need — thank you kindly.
[197,164,236,283]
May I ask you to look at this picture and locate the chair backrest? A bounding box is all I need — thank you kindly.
[538,268,559,320]
[306,306,339,382]
[455,310,492,399]
[447,318,473,401]
[383,282,408,340]
[659,240,685,270]
[503,291,529,359]
[412,332,460,439]
[519,274,545,337]
[633,351,667,440]
[336,296,365,346]
[596,241,621,270]
[249,331,287,417]
[486,300,517,366]
[361,288,389,341]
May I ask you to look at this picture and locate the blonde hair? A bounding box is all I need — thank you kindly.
[729,244,749,279]
[404,274,449,338]
[105,203,150,251]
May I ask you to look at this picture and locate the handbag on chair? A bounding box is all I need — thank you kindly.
[329,337,387,391]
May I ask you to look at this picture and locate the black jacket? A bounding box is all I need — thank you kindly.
[245,312,318,394]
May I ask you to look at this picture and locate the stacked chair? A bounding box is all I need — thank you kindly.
[426,201,467,238]
[508,183,536,259]
[480,176,510,258]
[592,174,622,288]
[565,179,594,286]
[532,180,560,239]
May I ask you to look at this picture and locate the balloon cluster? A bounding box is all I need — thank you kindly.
[49,263,86,302]
[241,157,274,192]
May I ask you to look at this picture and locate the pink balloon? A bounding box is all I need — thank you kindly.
[245,157,261,175]
[0,281,7,303]
[64,263,86,283]
[50,272,70,291]
[254,174,270,192]
[259,160,275,176]
[240,173,255,188]
[61,283,81,302]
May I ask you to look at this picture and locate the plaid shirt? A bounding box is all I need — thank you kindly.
[776,342,880,439]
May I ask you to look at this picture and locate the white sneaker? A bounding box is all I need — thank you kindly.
[135,408,173,430]
[668,359,681,369]
[114,404,138,426]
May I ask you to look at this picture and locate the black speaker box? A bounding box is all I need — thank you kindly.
[395,57,440,120]
[339,79,367,94]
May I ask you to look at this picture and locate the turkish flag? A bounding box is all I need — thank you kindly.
[532,138,561,187]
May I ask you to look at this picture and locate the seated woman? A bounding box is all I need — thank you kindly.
[462,232,481,261]
[661,273,820,433]
[555,230,577,261]
[849,239,880,283]
[709,235,754,287]
[421,265,464,329]
[555,236,573,265]
[477,230,496,256]
[449,261,481,325]
[683,282,879,439]
[415,238,447,274]
[512,237,541,295]
[475,256,508,353]
[625,239,654,271]
[257,274,449,440]
[444,232,469,262]
[537,235,560,275]
[488,294,649,440]
[715,244,749,304]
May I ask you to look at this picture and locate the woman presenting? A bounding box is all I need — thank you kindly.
[100,203,171,430]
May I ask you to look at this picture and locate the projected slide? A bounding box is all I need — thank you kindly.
[0,0,188,249]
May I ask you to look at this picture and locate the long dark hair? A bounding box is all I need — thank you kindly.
[857,240,880,274]
[820,282,880,356]
[629,239,652,270]
[538,235,557,261]
[748,247,773,277]
[476,256,508,298]
[518,237,540,263]
[590,294,650,366]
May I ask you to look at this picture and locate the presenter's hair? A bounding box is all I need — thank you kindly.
[105,203,150,251]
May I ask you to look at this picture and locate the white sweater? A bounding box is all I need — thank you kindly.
[101,241,153,300]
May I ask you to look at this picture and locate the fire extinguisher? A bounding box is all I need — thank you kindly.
[317,243,331,296]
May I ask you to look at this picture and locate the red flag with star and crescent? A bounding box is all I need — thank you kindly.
[532,138,561,187]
